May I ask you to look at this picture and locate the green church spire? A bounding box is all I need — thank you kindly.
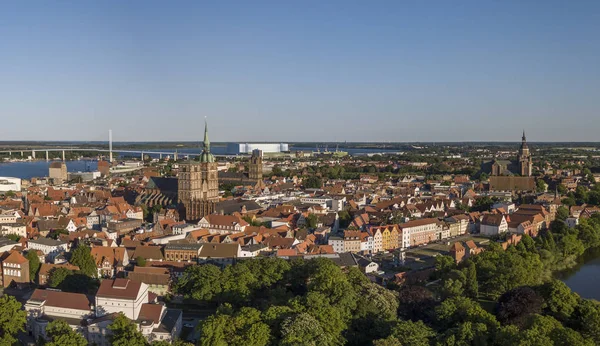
[200,118,215,163]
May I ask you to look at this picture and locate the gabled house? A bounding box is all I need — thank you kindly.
[480,214,508,236]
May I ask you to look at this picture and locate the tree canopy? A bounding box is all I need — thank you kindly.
[45,320,88,346]
[69,245,98,278]
[0,295,26,345]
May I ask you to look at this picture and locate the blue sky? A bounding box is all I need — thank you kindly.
[1,1,598,142]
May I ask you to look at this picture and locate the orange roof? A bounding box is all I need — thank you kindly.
[2,251,28,264]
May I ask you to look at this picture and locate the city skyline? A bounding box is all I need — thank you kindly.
[1,1,599,142]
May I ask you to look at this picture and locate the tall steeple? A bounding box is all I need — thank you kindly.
[203,117,210,151]
[200,118,215,163]
[518,130,532,176]
[520,129,528,150]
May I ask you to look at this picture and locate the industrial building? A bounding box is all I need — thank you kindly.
[226,143,289,155]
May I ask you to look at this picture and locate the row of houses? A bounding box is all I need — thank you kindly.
[328,215,470,254]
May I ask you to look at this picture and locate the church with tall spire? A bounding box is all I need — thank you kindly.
[177,119,219,221]
[484,131,534,177]
[517,130,533,177]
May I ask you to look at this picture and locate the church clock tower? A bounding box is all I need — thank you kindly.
[178,119,219,221]
[518,130,533,177]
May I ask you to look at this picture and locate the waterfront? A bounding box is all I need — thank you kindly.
[0,160,97,180]
[557,248,600,300]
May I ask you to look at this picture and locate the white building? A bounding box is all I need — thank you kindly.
[480,214,509,236]
[0,212,19,224]
[398,218,440,248]
[360,233,373,252]
[95,278,149,320]
[328,235,344,253]
[240,244,269,257]
[28,238,68,257]
[226,143,289,154]
[0,237,17,253]
[0,177,21,192]
[0,223,27,238]
[25,282,182,346]
[25,289,93,341]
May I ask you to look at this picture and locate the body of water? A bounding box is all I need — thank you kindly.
[557,248,600,300]
[0,160,98,180]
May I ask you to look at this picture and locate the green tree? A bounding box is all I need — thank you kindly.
[472,246,544,298]
[536,179,548,192]
[338,210,352,228]
[434,255,455,274]
[372,336,402,346]
[463,261,479,298]
[26,250,41,282]
[538,279,580,321]
[69,245,98,277]
[303,176,323,189]
[557,184,568,195]
[516,314,593,346]
[347,281,399,345]
[559,234,585,257]
[572,299,600,343]
[555,206,570,221]
[472,196,495,212]
[135,256,147,267]
[46,319,88,346]
[108,313,148,346]
[0,295,27,345]
[48,267,74,288]
[391,320,436,346]
[280,313,332,346]
[175,264,223,302]
[304,214,319,229]
[435,296,499,331]
[199,307,270,346]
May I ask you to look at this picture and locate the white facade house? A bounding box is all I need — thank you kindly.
[372,229,383,253]
[28,238,68,256]
[0,177,21,192]
[172,223,204,235]
[240,244,269,257]
[86,212,101,230]
[492,202,516,214]
[480,214,509,236]
[95,279,149,320]
[197,215,247,235]
[399,219,440,248]
[66,220,78,232]
[126,208,144,220]
[0,213,19,224]
[328,236,345,253]
[0,223,27,238]
[360,234,373,252]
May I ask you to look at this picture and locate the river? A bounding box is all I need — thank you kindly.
[0,160,98,180]
[557,247,600,300]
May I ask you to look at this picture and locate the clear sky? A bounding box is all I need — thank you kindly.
[1,1,599,142]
